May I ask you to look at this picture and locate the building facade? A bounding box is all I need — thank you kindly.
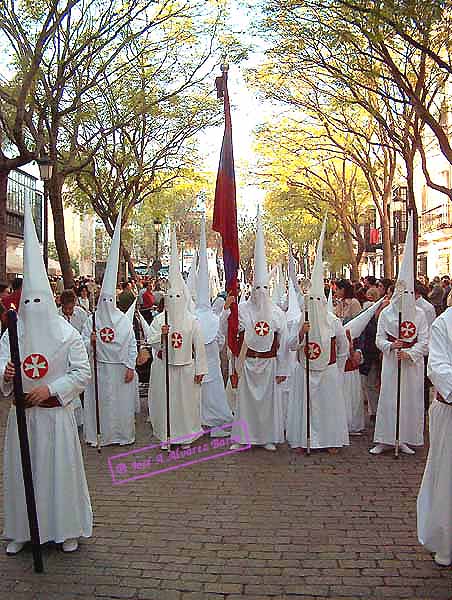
[6,168,43,277]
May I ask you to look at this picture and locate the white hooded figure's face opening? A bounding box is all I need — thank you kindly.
[166,288,188,330]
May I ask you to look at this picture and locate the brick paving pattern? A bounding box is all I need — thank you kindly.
[0,399,450,600]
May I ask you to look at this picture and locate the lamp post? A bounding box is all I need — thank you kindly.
[37,155,53,273]
[153,219,162,277]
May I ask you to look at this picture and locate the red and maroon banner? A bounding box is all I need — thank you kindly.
[213,66,240,356]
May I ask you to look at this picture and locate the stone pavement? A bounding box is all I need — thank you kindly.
[0,400,450,600]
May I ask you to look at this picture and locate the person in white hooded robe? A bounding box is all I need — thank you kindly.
[370,213,428,455]
[281,250,301,435]
[286,217,349,453]
[227,210,289,451]
[58,289,89,428]
[196,216,233,434]
[82,208,137,447]
[417,306,452,567]
[0,200,92,555]
[147,229,208,446]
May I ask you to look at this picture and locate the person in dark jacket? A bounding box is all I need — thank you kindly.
[359,314,380,425]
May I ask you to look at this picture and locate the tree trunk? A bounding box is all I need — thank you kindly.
[121,243,136,280]
[344,229,359,280]
[49,173,73,288]
[0,170,9,281]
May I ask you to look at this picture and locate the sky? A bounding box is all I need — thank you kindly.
[198,1,270,220]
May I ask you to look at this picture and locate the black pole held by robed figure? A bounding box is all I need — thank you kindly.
[304,301,311,456]
[164,309,171,453]
[6,309,44,573]
[92,313,101,453]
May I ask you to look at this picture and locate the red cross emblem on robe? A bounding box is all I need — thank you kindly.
[171,332,183,349]
[100,327,115,343]
[306,342,322,360]
[254,321,270,336]
[400,321,416,339]
[23,354,49,379]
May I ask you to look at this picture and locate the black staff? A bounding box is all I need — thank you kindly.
[92,313,101,453]
[164,309,171,453]
[395,309,402,459]
[304,302,311,455]
[7,309,43,573]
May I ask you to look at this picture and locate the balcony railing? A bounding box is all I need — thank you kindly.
[422,203,452,233]
[6,211,24,238]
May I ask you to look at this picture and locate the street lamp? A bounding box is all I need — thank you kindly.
[37,155,53,273]
[153,219,162,277]
[392,195,405,278]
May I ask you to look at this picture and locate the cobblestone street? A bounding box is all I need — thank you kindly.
[0,400,450,600]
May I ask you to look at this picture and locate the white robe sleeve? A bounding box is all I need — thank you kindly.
[125,329,138,370]
[335,319,348,372]
[0,331,13,397]
[427,316,452,402]
[81,315,93,353]
[404,310,428,364]
[147,314,164,351]
[192,319,208,376]
[376,310,393,355]
[288,317,303,351]
[47,331,92,406]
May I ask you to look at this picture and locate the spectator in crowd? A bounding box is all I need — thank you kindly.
[77,285,91,312]
[377,278,393,298]
[428,276,444,316]
[141,280,155,311]
[441,275,451,311]
[152,280,164,307]
[3,277,22,311]
[363,275,378,292]
[334,279,363,319]
[117,280,136,313]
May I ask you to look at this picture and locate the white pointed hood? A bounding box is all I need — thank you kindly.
[18,200,73,392]
[99,206,122,302]
[304,215,333,371]
[126,299,137,323]
[167,228,193,330]
[253,207,269,287]
[390,212,416,338]
[286,278,301,325]
[187,251,198,303]
[327,286,334,314]
[208,250,222,300]
[195,215,219,344]
[271,265,285,309]
[345,296,385,339]
[249,207,273,323]
[95,207,134,363]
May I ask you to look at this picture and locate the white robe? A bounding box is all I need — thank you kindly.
[147,312,208,444]
[58,306,89,427]
[230,303,289,445]
[343,368,365,433]
[374,306,428,446]
[0,329,92,544]
[82,319,137,446]
[201,336,233,428]
[281,319,298,434]
[286,316,349,448]
[417,309,452,562]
